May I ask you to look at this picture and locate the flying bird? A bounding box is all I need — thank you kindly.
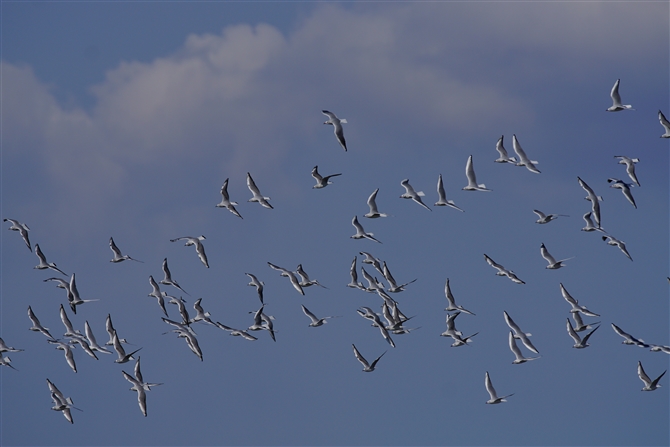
[443,279,475,315]
[160,258,189,296]
[268,262,305,296]
[533,210,568,224]
[216,178,243,219]
[463,155,491,191]
[607,178,637,209]
[638,361,666,391]
[509,331,540,364]
[300,305,339,327]
[246,172,273,209]
[47,379,81,423]
[216,322,258,341]
[84,321,112,354]
[352,344,385,372]
[322,110,347,151]
[170,236,209,268]
[34,244,67,275]
[602,235,632,261]
[3,218,31,251]
[613,156,640,187]
[0,338,24,353]
[484,254,525,284]
[566,319,599,349]
[27,306,55,340]
[147,276,168,317]
[611,323,649,347]
[399,179,431,211]
[346,257,365,290]
[381,261,416,293]
[504,311,539,354]
[494,135,517,163]
[512,134,540,174]
[485,371,513,404]
[311,166,341,189]
[112,330,142,364]
[559,283,600,317]
[606,79,634,111]
[581,212,606,233]
[540,243,573,269]
[351,216,382,244]
[658,110,670,138]
[578,177,602,230]
[245,273,264,303]
[434,174,463,211]
[109,237,143,263]
[364,188,388,218]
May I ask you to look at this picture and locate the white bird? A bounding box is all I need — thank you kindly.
[571,312,600,333]
[607,178,637,209]
[400,179,431,211]
[611,323,649,347]
[59,304,85,341]
[191,298,216,326]
[649,344,670,354]
[216,178,243,218]
[34,244,67,275]
[84,321,112,354]
[613,156,640,187]
[27,305,54,340]
[658,110,670,138]
[443,279,475,315]
[267,262,305,295]
[581,212,606,233]
[509,331,540,364]
[359,251,383,275]
[66,273,99,314]
[602,235,632,261]
[357,308,396,347]
[440,312,464,338]
[359,267,383,293]
[382,261,416,293]
[351,216,382,244]
[484,254,525,284]
[247,304,275,341]
[245,273,264,303]
[434,174,463,211]
[606,79,634,111]
[504,311,539,354]
[0,338,24,353]
[578,177,603,230]
[533,210,568,224]
[109,237,143,263]
[47,379,81,423]
[3,218,31,251]
[346,257,365,290]
[112,330,142,364]
[559,283,600,317]
[364,188,388,218]
[216,322,258,341]
[0,353,18,371]
[301,305,339,327]
[638,361,666,391]
[133,357,163,391]
[167,294,191,325]
[147,276,168,317]
[295,264,327,289]
[494,135,517,163]
[160,258,189,296]
[311,165,341,189]
[170,236,209,268]
[246,172,273,209]
[352,344,385,372]
[463,155,491,191]
[540,243,573,269]
[105,314,130,346]
[122,371,148,416]
[322,110,347,151]
[485,371,513,404]
[48,339,77,373]
[512,134,540,174]
[566,319,599,349]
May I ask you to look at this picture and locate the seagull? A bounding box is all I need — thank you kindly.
[358,309,396,348]
[509,331,540,364]
[512,134,540,174]
[494,135,517,163]
[602,235,632,261]
[67,273,99,314]
[613,156,640,187]
[260,310,276,342]
[27,305,55,340]
[578,177,603,229]
[322,110,347,151]
[246,172,273,209]
[571,312,600,333]
[484,254,525,284]
[566,319,599,349]
[382,261,416,293]
[122,371,148,416]
[346,257,365,290]
[440,312,463,338]
[48,339,77,373]
[168,294,191,325]
[112,330,142,364]
[540,243,573,269]
[606,79,634,112]
[400,179,431,211]
[360,267,383,293]
[216,322,258,341]
[443,279,475,315]
[133,357,163,391]
[311,166,341,189]
[352,344,385,372]
[533,210,568,224]
[359,251,383,275]
[3,218,31,251]
[105,314,131,346]
[351,216,382,244]
[162,320,203,360]
[109,237,143,263]
[47,379,81,423]
[170,236,209,268]
[638,361,666,391]
[658,110,670,138]
[34,244,67,275]
[611,323,649,347]
[216,178,243,218]
[147,276,168,317]
[191,298,216,326]
[59,304,85,341]
[84,321,112,354]
[364,188,388,218]
[247,304,276,341]
[0,353,18,370]
[649,344,670,354]
[463,155,491,191]
[581,212,606,233]
[267,262,305,295]
[607,178,637,209]
[485,371,513,404]
[296,264,327,289]
[245,273,264,303]
[559,283,600,317]
[301,305,340,327]
[434,174,463,211]
[504,311,539,354]
[0,338,24,353]
[160,258,189,296]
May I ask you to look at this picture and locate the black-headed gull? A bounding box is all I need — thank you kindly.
[578,177,602,229]
[105,314,131,346]
[47,379,81,423]
[27,306,54,340]
[364,188,388,218]
[400,179,431,211]
[170,236,209,268]
[504,311,539,354]
[359,251,383,274]
[160,258,189,296]
[613,156,640,187]
[607,178,637,209]
[112,330,142,363]
[566,319,599,349]
[48,339,77,373]
[382,261,416,293]
[494,135,517,163]
[268,262,304,295]
[216,178,243,219]
[559,283,599,317]
[0,338,24,353]
[533,210,568,224]
[658,110,670,138]
[147,276,168,317]
[509,331,540,364]
[463,155,491,191]
[301,305,339,327]
[540,243,573,269]
[443,279,475,315]
[84,321,112,354]
[66,273,99,314]
[606,79,634,112]
[322,110,347,151]
[435,174,463,211]
[311,166,341,189]
[638,361,666,391]
[3,218,31,251]
[191,298,216,326]
[295,264,328,289]
[352,344,385,372]
[581,212,606,233]
[122,371,148,416]
[246,172,273,209]
[34,244,67,275]
[512,134,540,174]
[351,216,382,244]
[485,371,513,404]
[109,237,143,263]
[484,254,525,284]
[602,235,632,261]
[245,273,264,303]
[611,323,649,347]
[346,257,365,290]
[0,353,18,370]
[571,312,600,333]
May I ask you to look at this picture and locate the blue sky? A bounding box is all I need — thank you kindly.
[1,2,669,446]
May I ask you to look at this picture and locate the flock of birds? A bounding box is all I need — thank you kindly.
[2,79,669,425]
